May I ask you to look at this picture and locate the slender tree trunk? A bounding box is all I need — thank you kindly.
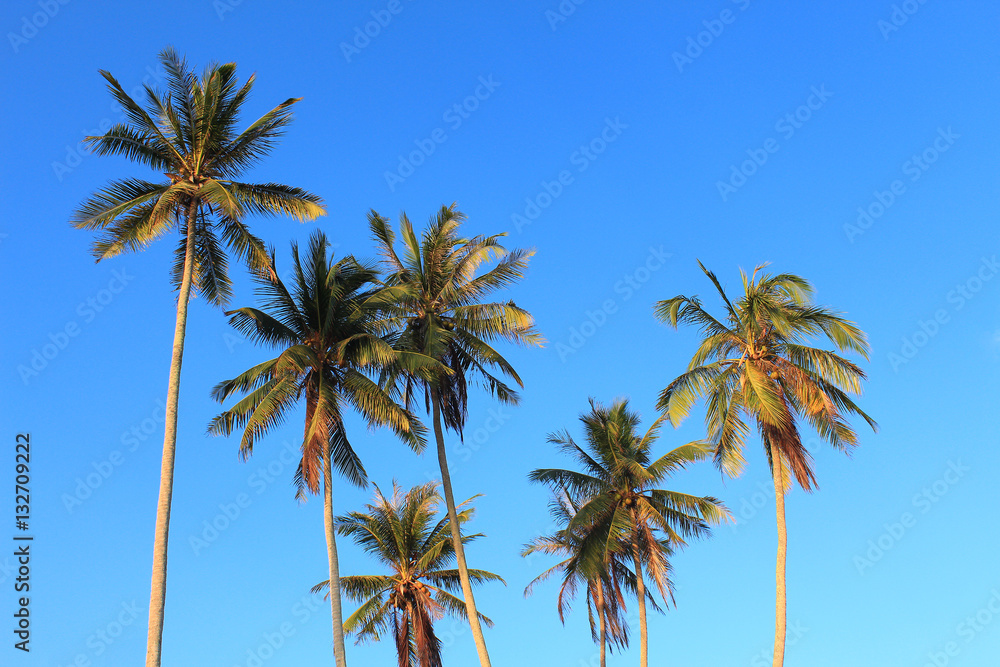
[599,612,606,667]
[145,201,198,667]
[771,450,788,667]
[323,443,349,667]
[630,526,648,667]
[596,584,607,667]
[430,388,492,667]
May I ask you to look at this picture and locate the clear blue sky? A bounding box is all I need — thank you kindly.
[2,0,999,665]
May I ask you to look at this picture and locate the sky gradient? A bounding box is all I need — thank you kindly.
[2,1,999,665]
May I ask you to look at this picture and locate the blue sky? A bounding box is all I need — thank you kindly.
[2,0,999,665]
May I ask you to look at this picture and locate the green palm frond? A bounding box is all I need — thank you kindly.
[522,487,644,653]
[224,306,299,349]
[368,204,541,435]
[328,482,501,660]
[657,262,877,491]
[72,178,172,231]
[529,398,728,645]
[84,123,174,170]
[433,589,495,628]
[655,363,724,424]
[74,48,325,303]
[211,230,425,497]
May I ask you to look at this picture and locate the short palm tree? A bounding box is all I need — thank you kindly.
[313,481,503,667]
[70,47,325,667]
[209,231,426,667]
[367,205,542,667]
[655,262,877,667]
[529,398,729,667]
[522,490,648,667]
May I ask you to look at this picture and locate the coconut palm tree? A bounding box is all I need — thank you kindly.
[366,204,542,667]
[522,490,651,667]
[655,261,877,667]
[529,398,729,667]
[208,231,427,667]
[70,47,325,667]
[312,481,503,667]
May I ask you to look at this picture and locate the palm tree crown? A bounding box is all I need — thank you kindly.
[655,261,877,490]
[369,204,542,430]
[522,491,645,665]
[72,47,325,303]
[529,398,729,667]
[314,481,503,667]
[209,230,425,492]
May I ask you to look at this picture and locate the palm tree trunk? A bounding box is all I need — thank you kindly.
[324,443,349,667]
[596,584,607,667]
[630,528,648,667]
[771,450,788,667]
[599,612,607,667]
[430,388,492,667]
[145,201,198,667]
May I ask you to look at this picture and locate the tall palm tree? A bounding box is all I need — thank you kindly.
[208,231,427,667]
[70,47,325,667]
[522,490,649,667]
[366,204,543,667]
[529,398,729,667]
[655,262,877,667]
[312,481,503,667]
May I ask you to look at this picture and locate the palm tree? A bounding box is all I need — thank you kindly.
[366,204,542,667]
[70,48,325,667]
[522,490,648,667]
[529,398,729,667]
[313,481,504,667]
[655,261,877,667]
[208,231,427,667]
